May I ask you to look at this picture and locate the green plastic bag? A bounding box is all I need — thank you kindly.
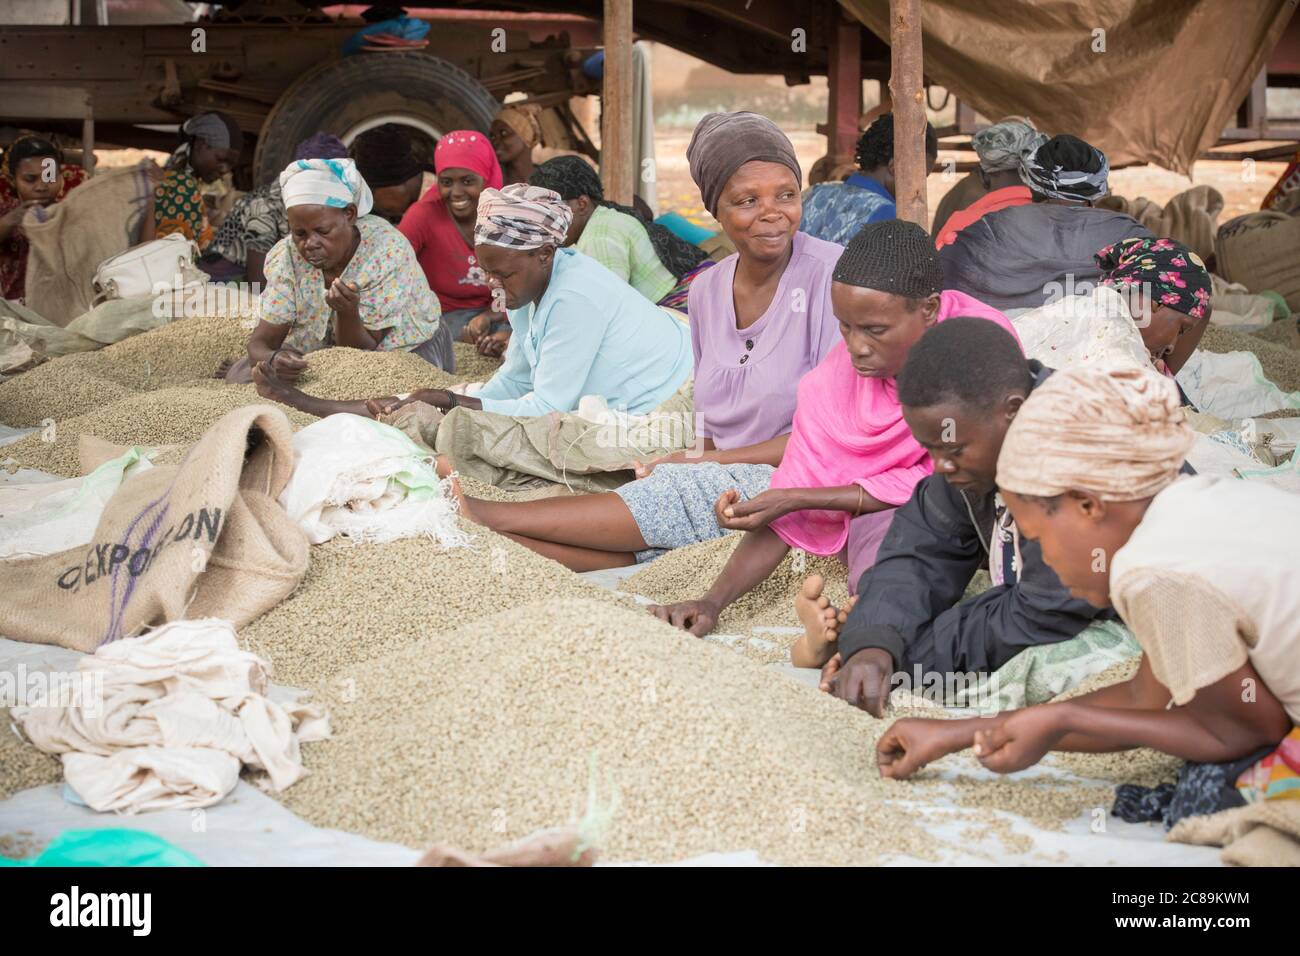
[0,829,204,867]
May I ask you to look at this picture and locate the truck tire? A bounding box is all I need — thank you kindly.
[253,52,501,184]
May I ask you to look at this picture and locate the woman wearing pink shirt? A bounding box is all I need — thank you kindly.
[651,221,1020,637]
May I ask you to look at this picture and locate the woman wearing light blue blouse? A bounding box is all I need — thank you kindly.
[253,183,692,421]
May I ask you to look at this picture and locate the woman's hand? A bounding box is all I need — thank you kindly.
[0,200,41,239]
[971,706,1065,774]
[460,313,492,345]
[648,598,721,637]
[713,488,800,532]
[876,717,977,779]
[632,450,695,479]
[268,347,308,382]
[478,329,510,357]
[325,278,360,319]
[366,388,453,417]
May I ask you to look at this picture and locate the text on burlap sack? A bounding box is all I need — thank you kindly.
[55,508,223,591]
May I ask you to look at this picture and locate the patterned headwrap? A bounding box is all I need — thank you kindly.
[1020,134,1109,202]
[474,183,572,249]
[435,130,503,190]
[293,133,349,162]
[972,119,1048,174]
[495,104,543,149]
[279,158,374,216]
[997,365,1195,502]
[687,111,802,217]
[1096,236,1212,320]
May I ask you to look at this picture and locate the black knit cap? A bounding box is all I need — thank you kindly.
[832,219,943,298]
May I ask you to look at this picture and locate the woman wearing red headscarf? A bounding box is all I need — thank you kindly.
[398,129,507,343]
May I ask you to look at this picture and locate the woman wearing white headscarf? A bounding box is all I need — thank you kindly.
[234,158,450,383]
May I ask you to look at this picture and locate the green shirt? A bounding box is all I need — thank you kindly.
[575,205,676,304]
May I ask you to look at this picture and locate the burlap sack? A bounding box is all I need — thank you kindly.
[1215,210,1300,310]
[1099,185,1224,264]
[0,404,309,652]
[22,164,156,326]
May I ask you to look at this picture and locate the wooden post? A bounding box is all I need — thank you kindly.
[82,92,95,178]
[601,0,635,206]
[889,0,927,226]
[826,17,862,166]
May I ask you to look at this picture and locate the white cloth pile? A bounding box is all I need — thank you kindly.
[279,413,471,546]
[10,618,329,813]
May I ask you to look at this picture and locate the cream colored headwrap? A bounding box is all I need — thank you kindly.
[996,365,1195,501]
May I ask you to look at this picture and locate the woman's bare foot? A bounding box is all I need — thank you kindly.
[791,574,858,668]
[213,358,233,379]
[435,454,453,478]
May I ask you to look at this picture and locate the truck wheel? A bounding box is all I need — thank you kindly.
[253,52,501,184]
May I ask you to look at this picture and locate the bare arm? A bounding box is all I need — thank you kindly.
[248,319,291,366]
[649,527,790,636]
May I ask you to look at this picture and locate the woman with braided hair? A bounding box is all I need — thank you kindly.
[876,366,1298,795]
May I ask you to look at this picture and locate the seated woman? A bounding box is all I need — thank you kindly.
[352,124,427,225]
[232,157,450,384]
[529,155,713,314]
[253,181,690,420]
[817,320,1114,710]
[0,136,88,301]
[203,133,349,285]
[876,366,1297,794]
[441,111,842,571]
[934,118,1045,250]
[490,103,597,187]
[148,111,244,250]
[1012,236,1212,378]
[649,222,1018,637]
[398,129,507,344]
[799,113,938,246]
[939,134,1156,312]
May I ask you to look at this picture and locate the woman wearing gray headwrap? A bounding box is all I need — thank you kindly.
[939,130,1153,312]
[148,110,245,250]
[934,119,1047,249]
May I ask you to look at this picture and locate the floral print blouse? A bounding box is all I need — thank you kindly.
[257,214,442,353]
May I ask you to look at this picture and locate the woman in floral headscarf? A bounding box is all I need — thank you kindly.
[1096,236,1212,374]
[1009,235,1212,381]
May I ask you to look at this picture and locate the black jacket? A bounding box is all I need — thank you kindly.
[836,361,1116,676]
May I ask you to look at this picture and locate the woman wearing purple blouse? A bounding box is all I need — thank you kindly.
[455,112,843,570]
